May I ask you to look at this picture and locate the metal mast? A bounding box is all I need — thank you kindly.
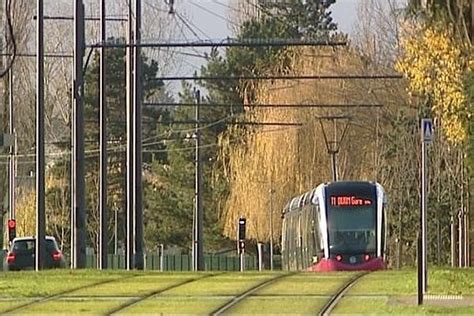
[194,90,204,270]
[71,0,86,269]
[133,0,144,270]
[8,68,15,223]
[99,0,108,270]
[126,0,134,270]
[35,0,46,271]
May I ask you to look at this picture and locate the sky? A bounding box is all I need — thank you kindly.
[164,0,360,93]
[182,0,359,40]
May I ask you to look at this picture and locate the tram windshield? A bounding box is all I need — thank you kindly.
[327,206,376,254]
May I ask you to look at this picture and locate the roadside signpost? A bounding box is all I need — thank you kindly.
[238,217,246,272]
[419,118,433,305]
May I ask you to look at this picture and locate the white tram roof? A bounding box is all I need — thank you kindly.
[282,181,385,216]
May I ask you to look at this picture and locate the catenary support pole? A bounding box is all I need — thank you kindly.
[72,0,86,269]
[133,0,144,270]
[8,67,15,222]
[126,0,134,270]
[195,90,204,271]
[36,0,46,271]
[99,0,108,270]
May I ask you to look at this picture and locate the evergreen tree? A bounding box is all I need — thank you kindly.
[46,37,167,254]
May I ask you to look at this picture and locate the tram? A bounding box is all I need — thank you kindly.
[281,181,387,271]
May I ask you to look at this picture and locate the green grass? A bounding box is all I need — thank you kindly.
[350,270,418,295]
[257,272,355,296]
[123,297,229,314]
[0,301,30,313]
[335,297,474,314]
[0,268,473,314]
[16,299,124,315]
[428,268,474,295]
[227,296,328,315]
[337,268,474,314]
[0,270,124,297]
[161,272,278,296]
[70,273,200,296]
[350,268,474,295]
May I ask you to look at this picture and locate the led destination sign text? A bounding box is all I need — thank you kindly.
[330,196,372,207]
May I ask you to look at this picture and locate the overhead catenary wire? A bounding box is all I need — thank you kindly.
[0,122,304,164]
[0,0,17,78]
[144,102,383,108]
[147,74,402,81]
[88,38,347,48]
[174,12,205,41]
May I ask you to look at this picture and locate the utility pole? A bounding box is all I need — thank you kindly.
[36,0,46,271]
[133,0,144,270]
[194,90,204,271]
[98,0,108,270]
[71,0,86,269]
[126,0,134,270]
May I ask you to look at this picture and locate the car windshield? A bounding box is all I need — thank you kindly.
[12,239,59,252]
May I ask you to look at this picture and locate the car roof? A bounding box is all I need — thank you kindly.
[12,236,57,242]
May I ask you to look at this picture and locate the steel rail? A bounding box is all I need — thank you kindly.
[211,272,295,315]
[319,271,369,316]
[1,274,138,314]
[107,273,222,315]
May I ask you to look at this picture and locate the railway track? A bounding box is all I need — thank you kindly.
[107,273,222,315]
[210,272,295,315]
[1,274,137,315]
[318,271,369,316]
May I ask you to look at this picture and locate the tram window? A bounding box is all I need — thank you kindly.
[327,205,376,253]
[303,192,311,206]
[290,198,299,210]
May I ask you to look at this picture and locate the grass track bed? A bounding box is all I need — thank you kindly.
[70,273,200,296]
[161,272,277,296]
[0,270,123,297]
[349,270,418,295]
[121,296,229,314]
[225,296,327,315]
[257,272,355,296]
[0,302,27,313]
[1,269,473,314]
[11,299,123,314]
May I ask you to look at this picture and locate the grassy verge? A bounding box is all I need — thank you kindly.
[337,268,474,314]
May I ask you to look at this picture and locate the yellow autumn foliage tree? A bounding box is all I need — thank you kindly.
[396,22,472,144]
[218,46,404,241]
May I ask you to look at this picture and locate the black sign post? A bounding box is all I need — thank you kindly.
[419,118,433,304]
[238,217,246,272]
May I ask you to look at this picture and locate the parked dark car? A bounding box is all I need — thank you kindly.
[4,236,66,271]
